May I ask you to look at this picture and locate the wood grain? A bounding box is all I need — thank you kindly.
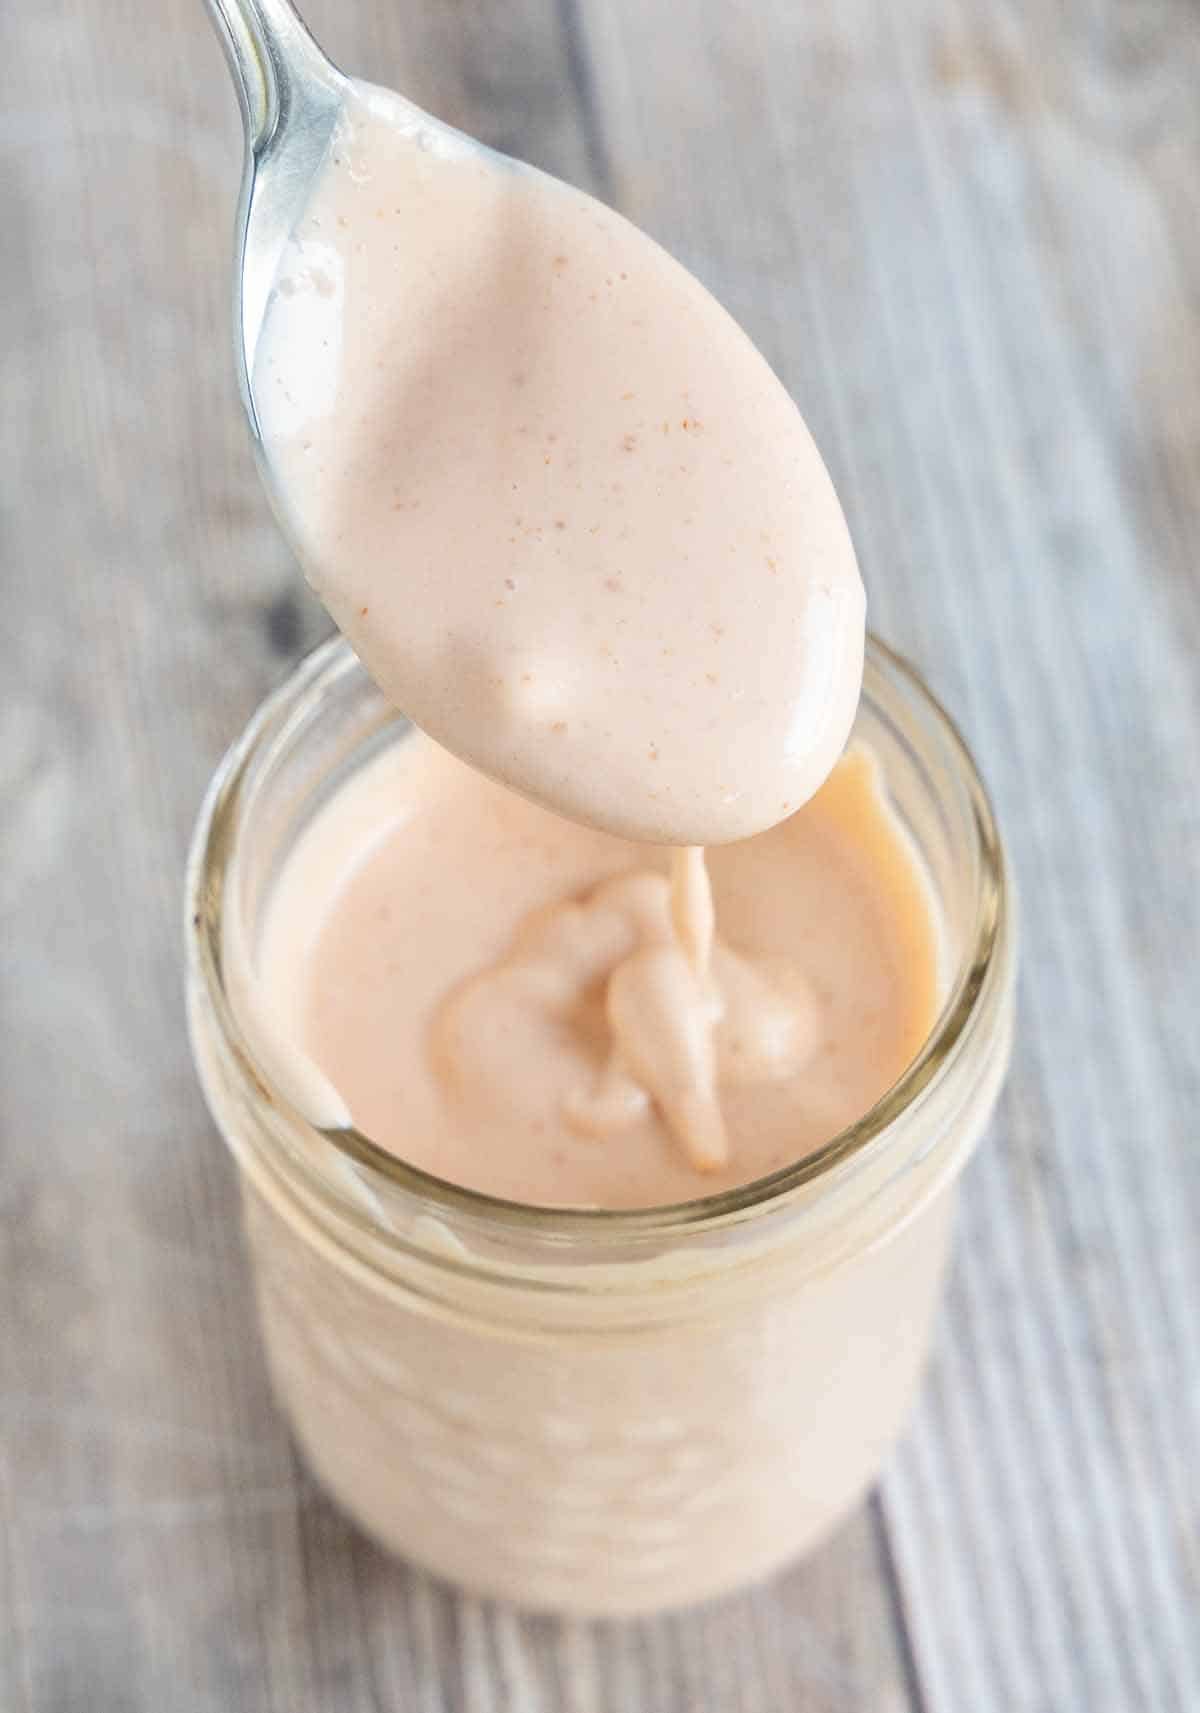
[1,0,1197,1709]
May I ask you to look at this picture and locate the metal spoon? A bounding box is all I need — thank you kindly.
[201,0,867,850]
[203,0,350,442]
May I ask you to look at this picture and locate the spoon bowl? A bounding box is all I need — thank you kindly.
[203,0,867,848]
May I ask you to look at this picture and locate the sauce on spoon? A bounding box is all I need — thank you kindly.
[253,82,864,845]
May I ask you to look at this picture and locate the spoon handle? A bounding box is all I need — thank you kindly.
[202,0,337,151]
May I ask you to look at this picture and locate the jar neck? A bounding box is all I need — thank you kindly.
[185,634,1015,1323]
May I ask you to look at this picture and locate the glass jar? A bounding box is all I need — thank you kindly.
[185,635,1015,1617]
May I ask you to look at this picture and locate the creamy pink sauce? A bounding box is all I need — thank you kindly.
[252,83,865,846]
[205,69,998,1618]
[257,734,939,1209]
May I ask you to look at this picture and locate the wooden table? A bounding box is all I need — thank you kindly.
[3,1,1198,1708]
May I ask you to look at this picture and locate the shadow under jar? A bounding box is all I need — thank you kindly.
[186,634,1015,1617]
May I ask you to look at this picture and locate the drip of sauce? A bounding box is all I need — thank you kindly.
[253,82,865,846]
[439,846,815,1173]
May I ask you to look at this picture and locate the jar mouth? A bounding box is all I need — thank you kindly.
[187,633,1011,1242]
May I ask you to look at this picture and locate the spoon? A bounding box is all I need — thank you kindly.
[202,0,348,441]
[203,0,866,847]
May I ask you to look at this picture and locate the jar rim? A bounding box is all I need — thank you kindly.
[186,633,1011,1245]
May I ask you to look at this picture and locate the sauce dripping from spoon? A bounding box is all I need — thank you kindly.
[253,81,865,845]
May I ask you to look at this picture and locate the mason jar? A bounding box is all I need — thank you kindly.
[185,634,1015,1617]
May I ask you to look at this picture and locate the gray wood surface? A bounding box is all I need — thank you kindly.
[2,0,1198,1708]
